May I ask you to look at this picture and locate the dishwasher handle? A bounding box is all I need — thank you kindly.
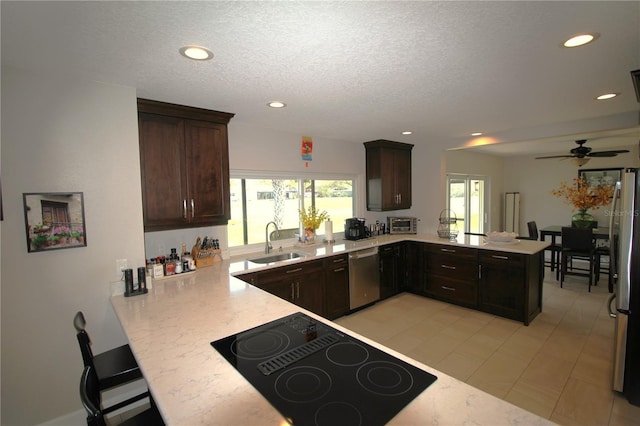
[349,248,378,260]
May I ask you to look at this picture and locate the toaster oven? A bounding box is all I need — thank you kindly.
[387,216,417,234]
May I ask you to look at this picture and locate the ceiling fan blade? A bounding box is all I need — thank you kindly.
[535,154,575,159]
[587,149,630,157]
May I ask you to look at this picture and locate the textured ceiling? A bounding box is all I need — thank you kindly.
[2,1,639,157]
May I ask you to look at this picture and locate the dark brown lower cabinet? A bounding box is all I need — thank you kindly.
[236,260,325,316]
[236,242,544,325]
[423,244,478,309]
[402,241,424,293]
[379,243,401,299]
[478,250,542,325]
[324,254,350,320]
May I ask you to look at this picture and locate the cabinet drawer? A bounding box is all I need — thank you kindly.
[425,244,477,260]
[425,277,477,307]
[255,260,323,285]
[424,255,477,280]
[325,254,348,270]
[479,250,524,267]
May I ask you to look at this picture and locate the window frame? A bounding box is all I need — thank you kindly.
[228,170,358,256]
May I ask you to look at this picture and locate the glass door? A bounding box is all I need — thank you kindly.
[446,174,488,235]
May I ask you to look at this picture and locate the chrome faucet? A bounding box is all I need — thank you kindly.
[265,221,279,254]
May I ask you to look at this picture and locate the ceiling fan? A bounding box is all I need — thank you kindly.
[535,139,630,166]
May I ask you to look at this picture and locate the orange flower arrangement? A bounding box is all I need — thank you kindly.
[551,177,614,211]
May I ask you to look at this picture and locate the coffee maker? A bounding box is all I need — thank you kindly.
[344,218,368,240]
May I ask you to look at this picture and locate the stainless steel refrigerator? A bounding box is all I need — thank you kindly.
[609,168,640,406]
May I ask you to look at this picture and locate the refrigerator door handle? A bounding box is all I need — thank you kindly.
[608,293,617,318]
[617,171,636,312]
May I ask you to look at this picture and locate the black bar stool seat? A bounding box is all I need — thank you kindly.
[74,312,149,414]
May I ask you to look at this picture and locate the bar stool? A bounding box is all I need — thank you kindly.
[74,312,149,414]
[80,366,164,426]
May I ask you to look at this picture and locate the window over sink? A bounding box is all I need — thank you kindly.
[229,171,355,249]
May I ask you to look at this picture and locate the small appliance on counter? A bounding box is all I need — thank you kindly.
[344,218,369,240]
[387,216,417,234]
[211,312,437,426]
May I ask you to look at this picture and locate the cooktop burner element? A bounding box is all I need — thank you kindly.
[211,312,437,426]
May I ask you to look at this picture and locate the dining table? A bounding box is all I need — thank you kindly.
[539,225,611,288]
[539,225,611,243]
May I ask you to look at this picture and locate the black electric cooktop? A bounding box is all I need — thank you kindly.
[211,312,437,426]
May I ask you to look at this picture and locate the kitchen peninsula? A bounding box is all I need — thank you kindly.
[111,234,551,425]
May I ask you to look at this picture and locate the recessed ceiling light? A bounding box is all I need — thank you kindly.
[596,93,618,100]
[563,33,599,48]
[267,101,287,108]
[471,132,483,136]
[179,46,214,61]
[402,131,412,135]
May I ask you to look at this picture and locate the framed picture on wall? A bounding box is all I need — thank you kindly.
[23,192,87,253]
[578,168,623,189]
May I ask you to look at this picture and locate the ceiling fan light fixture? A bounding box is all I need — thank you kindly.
[573,157,591,167]
[596,93,619,100]
[563,33,598,48]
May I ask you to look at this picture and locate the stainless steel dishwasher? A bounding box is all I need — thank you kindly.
[348,247,380,310]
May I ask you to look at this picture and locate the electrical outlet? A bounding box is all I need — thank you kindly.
[115,259,128,279]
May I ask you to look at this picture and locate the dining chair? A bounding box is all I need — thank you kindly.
[527,221,561,276]
[594,240,612,292]
[560,226,597,291]
[80,366,164,426]
[74,312,149,414]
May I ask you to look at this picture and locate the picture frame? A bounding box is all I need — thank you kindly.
[23,192,87,253]
[578,167,623,190]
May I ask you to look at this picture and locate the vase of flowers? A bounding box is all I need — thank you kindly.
[299,206,329,243]
[552,177,614,228]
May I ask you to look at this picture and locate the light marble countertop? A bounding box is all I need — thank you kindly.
[111,234,553,425]
[229,233,550,275]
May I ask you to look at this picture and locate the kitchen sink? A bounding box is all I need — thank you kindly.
[247,251,307,264]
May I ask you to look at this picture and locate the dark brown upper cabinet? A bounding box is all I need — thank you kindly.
[364,140,413,211]
[137,99,234,232]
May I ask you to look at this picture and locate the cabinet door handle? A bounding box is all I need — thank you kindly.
[296,282,300,299]
[441,264,456,270]
[479,264,482,279]
[398,193,402,204]
[441,286,456,291]
[440,248,456,253]
[492,255,509,260]
[286,267,303,274]
[291,283,295,300]
[183,199,187,219]
[333,258,345,263]
[333,267,345,273]
[191,199,195,218]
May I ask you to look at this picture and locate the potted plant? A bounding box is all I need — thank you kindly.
[551,177,614,228]
[31,234,48,250]
[53,225,71,244]
[47,234,60,246]
[71,226,84,243]
[299,206,329,242]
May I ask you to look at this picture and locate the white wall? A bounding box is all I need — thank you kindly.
[0,68,457,424]
[503,145,640,233]
[1,67,145,425]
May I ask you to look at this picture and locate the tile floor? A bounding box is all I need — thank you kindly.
[334,267,640,425]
